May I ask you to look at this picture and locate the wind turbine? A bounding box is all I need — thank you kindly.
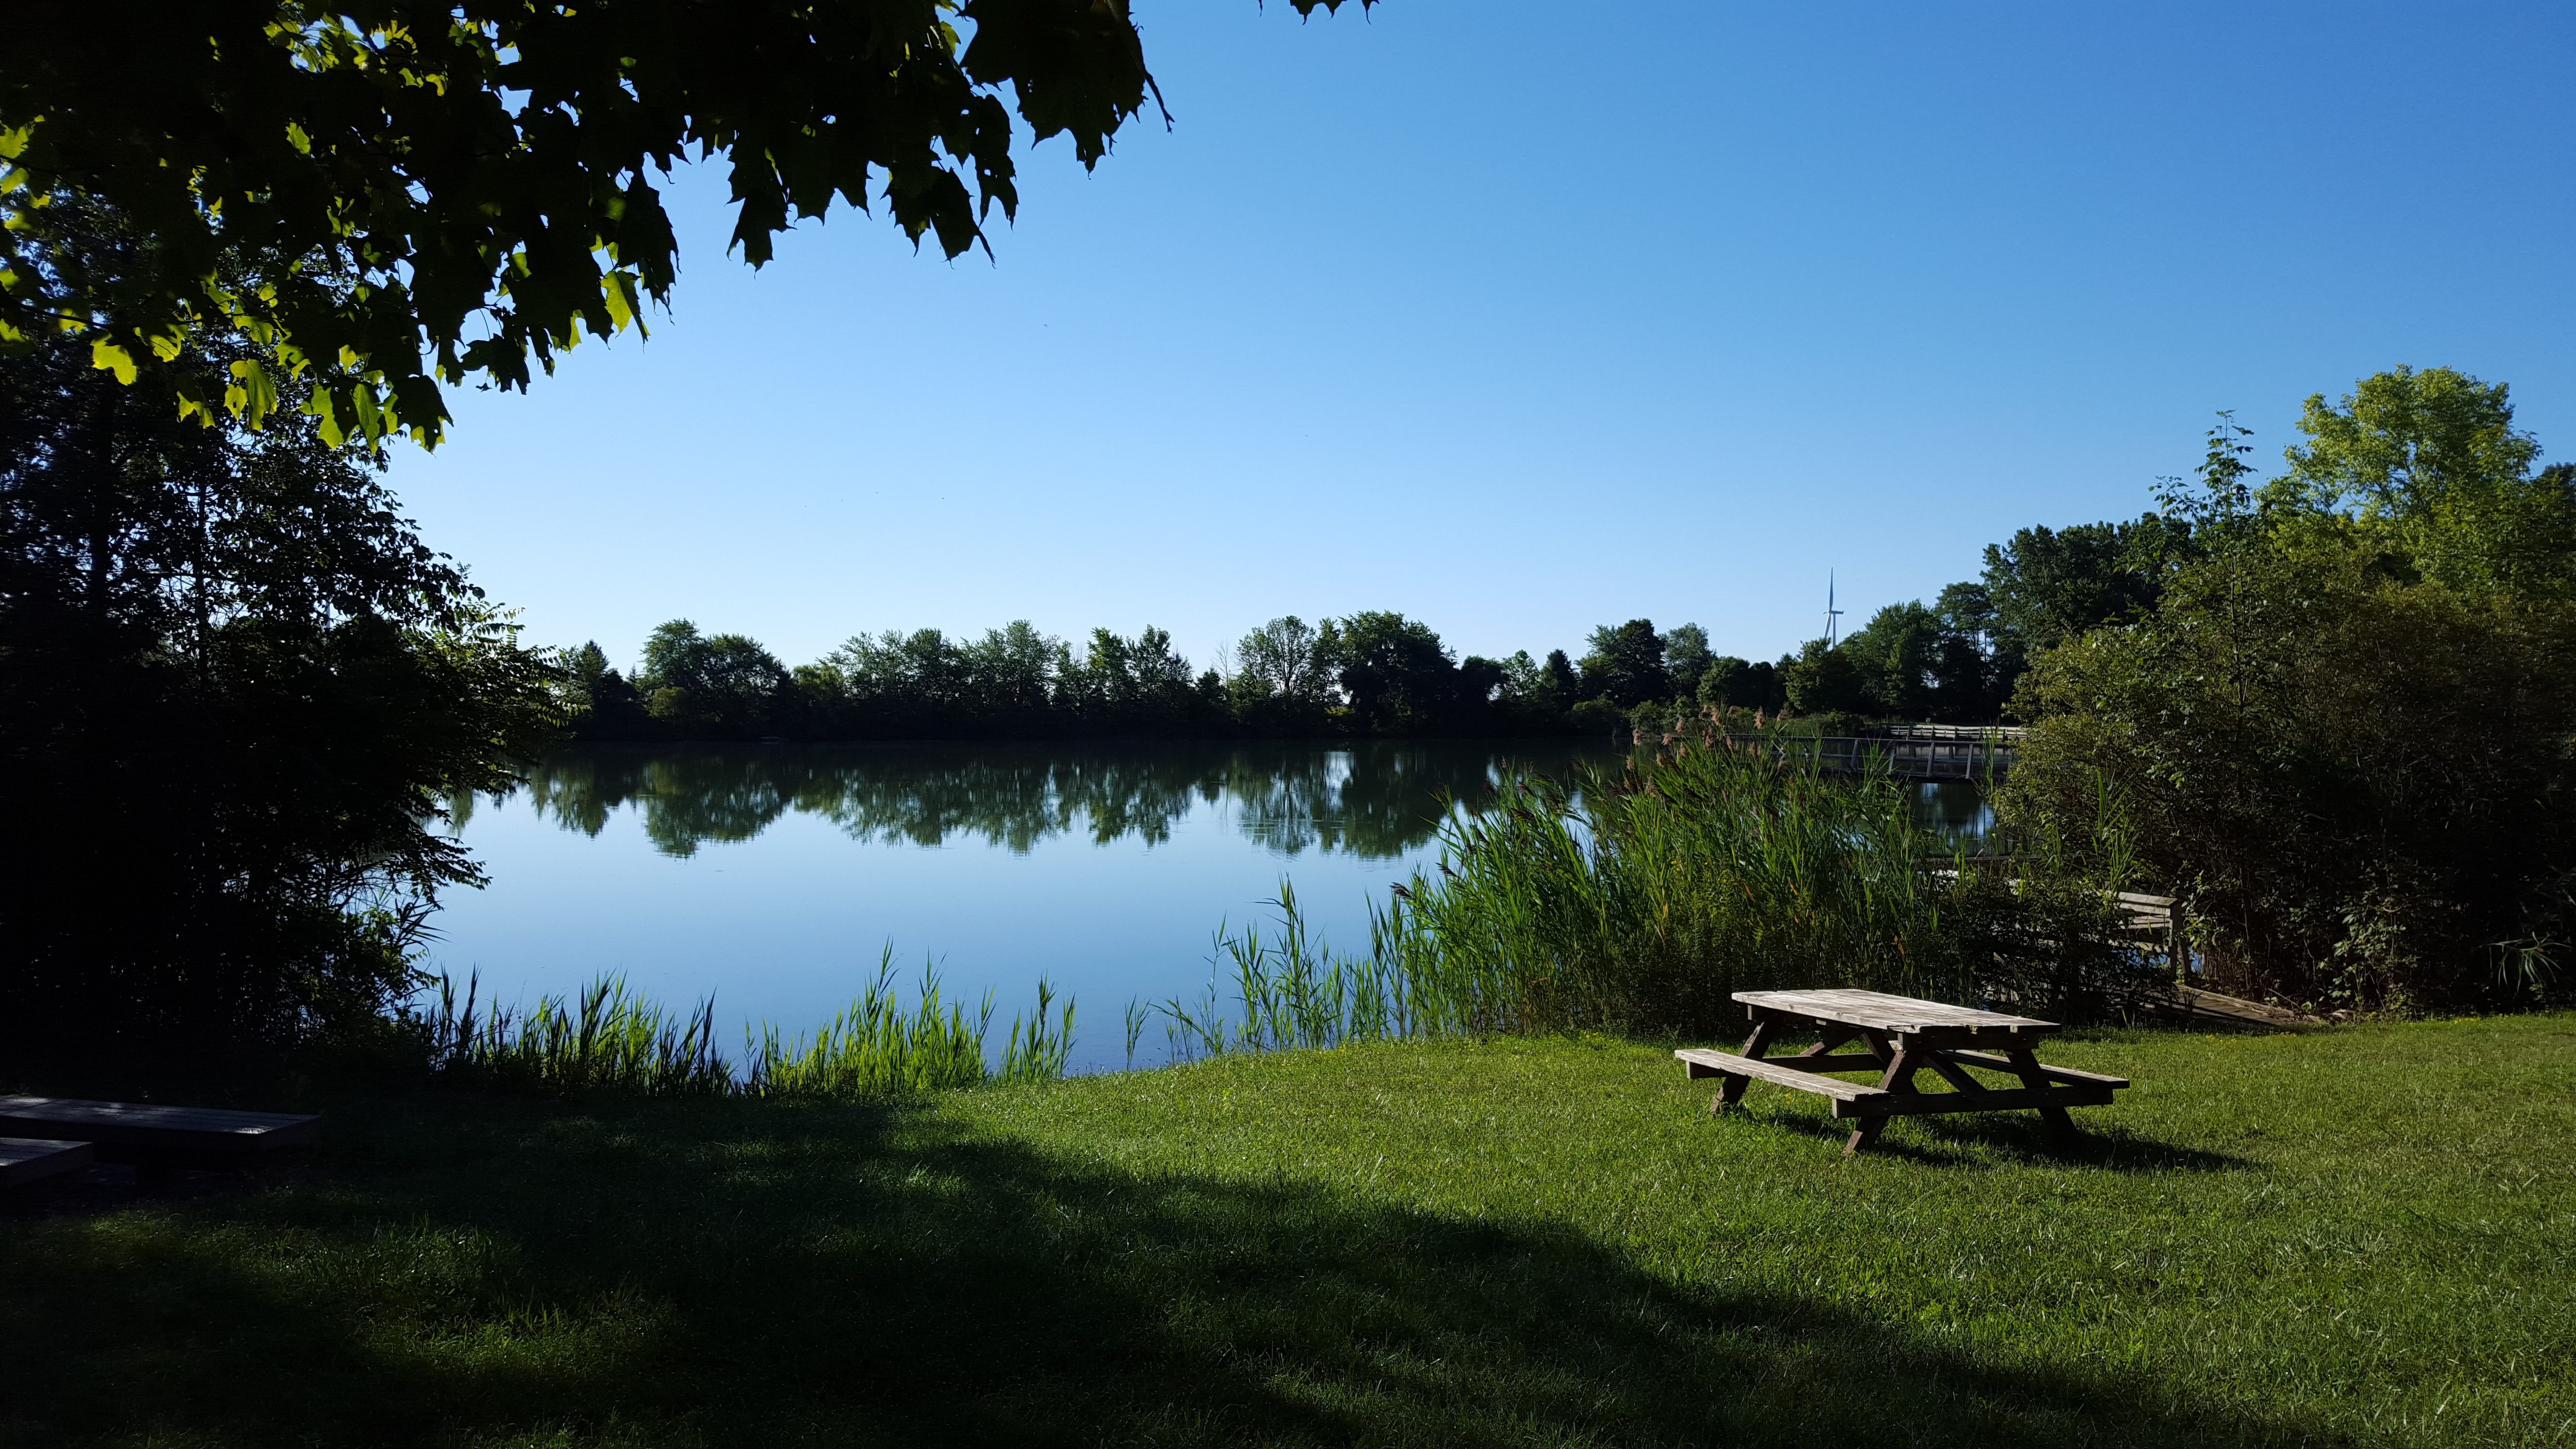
[1825,571,1845,647]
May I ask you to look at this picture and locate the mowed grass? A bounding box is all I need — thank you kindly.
[4,1016,2572,1447]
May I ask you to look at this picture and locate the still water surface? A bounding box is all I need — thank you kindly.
[433,741,1988,1074]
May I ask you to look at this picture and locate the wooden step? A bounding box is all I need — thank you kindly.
[0,1137,96,1188]
[0,1097,317,1164]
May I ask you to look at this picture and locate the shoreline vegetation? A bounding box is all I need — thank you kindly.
[420,950,1075,1098]
[420,741,2150,1098]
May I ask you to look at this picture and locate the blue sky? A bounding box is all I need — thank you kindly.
[390,0,2574,675]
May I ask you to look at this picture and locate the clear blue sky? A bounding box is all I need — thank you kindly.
[390,0,2574,675]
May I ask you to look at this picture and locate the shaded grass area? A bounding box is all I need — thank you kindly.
[5,1016,2573,1446]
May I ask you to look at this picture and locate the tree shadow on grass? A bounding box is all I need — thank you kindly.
[1732,1096,2249,1172]
[3,1093,2319,1448]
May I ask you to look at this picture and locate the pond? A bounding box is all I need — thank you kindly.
[430,741,1991,1074]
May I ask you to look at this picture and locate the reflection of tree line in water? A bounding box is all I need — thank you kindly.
[475,742,1592,860]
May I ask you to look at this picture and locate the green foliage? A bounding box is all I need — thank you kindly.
[0,271,560,1078]
[1696,654,1783,712]
[1835,603,1942,717]
[422,955,1074,1098]
[1578,617,1669,708]
[1059,624,1208,731]
[1568,696,1626,734]
[638,619,790,738]
[806,619,1064,737]
[1171,745,2161,1053]
[1227,613,1338,730]
[0,1,1373,445]
[1661,621,1715,697]
[2279,365,2574,597]
[424,973,731,1096]
[2001,380,2576,1011]
[558,638,651,737]
[1780,635,1867,714]
[1333,610,1459,732]
[750,955,1072,1095]
[1400,744,2157,1034]
[584,608,1579,741]
[1981,515,2182,652]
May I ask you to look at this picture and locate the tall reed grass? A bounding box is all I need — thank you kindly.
[1164,740,2165,1054]
[420,947,1074,1098]
[423,972,731,1095]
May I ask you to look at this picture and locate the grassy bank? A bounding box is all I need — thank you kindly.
[5,1016,2572,1447]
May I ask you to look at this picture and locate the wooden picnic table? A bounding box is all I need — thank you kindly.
[1675,989,2127,1155]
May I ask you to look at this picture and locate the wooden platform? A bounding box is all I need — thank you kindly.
[0,1097,318,1165]
[1680,990,2128,1154]
[0,1137,96,1189]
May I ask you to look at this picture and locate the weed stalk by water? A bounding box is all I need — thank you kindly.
[1162,740,2166,1054]
[420,947,1076,1098]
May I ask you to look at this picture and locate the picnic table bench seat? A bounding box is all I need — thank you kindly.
[1678,989,2127,1154]
[0,1137,96,1189]
[0,1096,318,1168]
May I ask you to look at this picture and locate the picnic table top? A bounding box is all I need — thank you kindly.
[1732,989,2058,1038]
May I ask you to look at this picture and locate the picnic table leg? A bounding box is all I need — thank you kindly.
[1857,1028,1897,1069]
[1790,1026,1858,1062]
[2004,1046,2080,1147]
[1925,1050,1990,1095]
[1846,1046,1924,1156]
[1714,1020,1775,1111]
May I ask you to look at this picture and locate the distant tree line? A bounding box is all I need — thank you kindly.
[561,612,1610,741]
[559,518,2181,743]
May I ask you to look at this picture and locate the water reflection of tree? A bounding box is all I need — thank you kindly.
[1912,781,1994,843]
[509,742,1596,860]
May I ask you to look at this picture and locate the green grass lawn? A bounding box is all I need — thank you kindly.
[6,1015,2573,1447]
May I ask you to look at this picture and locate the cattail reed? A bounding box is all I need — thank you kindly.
[1167,741,2164,1053]
[421,949,1076,1097]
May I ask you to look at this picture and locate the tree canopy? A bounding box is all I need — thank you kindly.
[0,1,1366,446]
[2003,376,2576,1011]
[0,258,559,1075]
